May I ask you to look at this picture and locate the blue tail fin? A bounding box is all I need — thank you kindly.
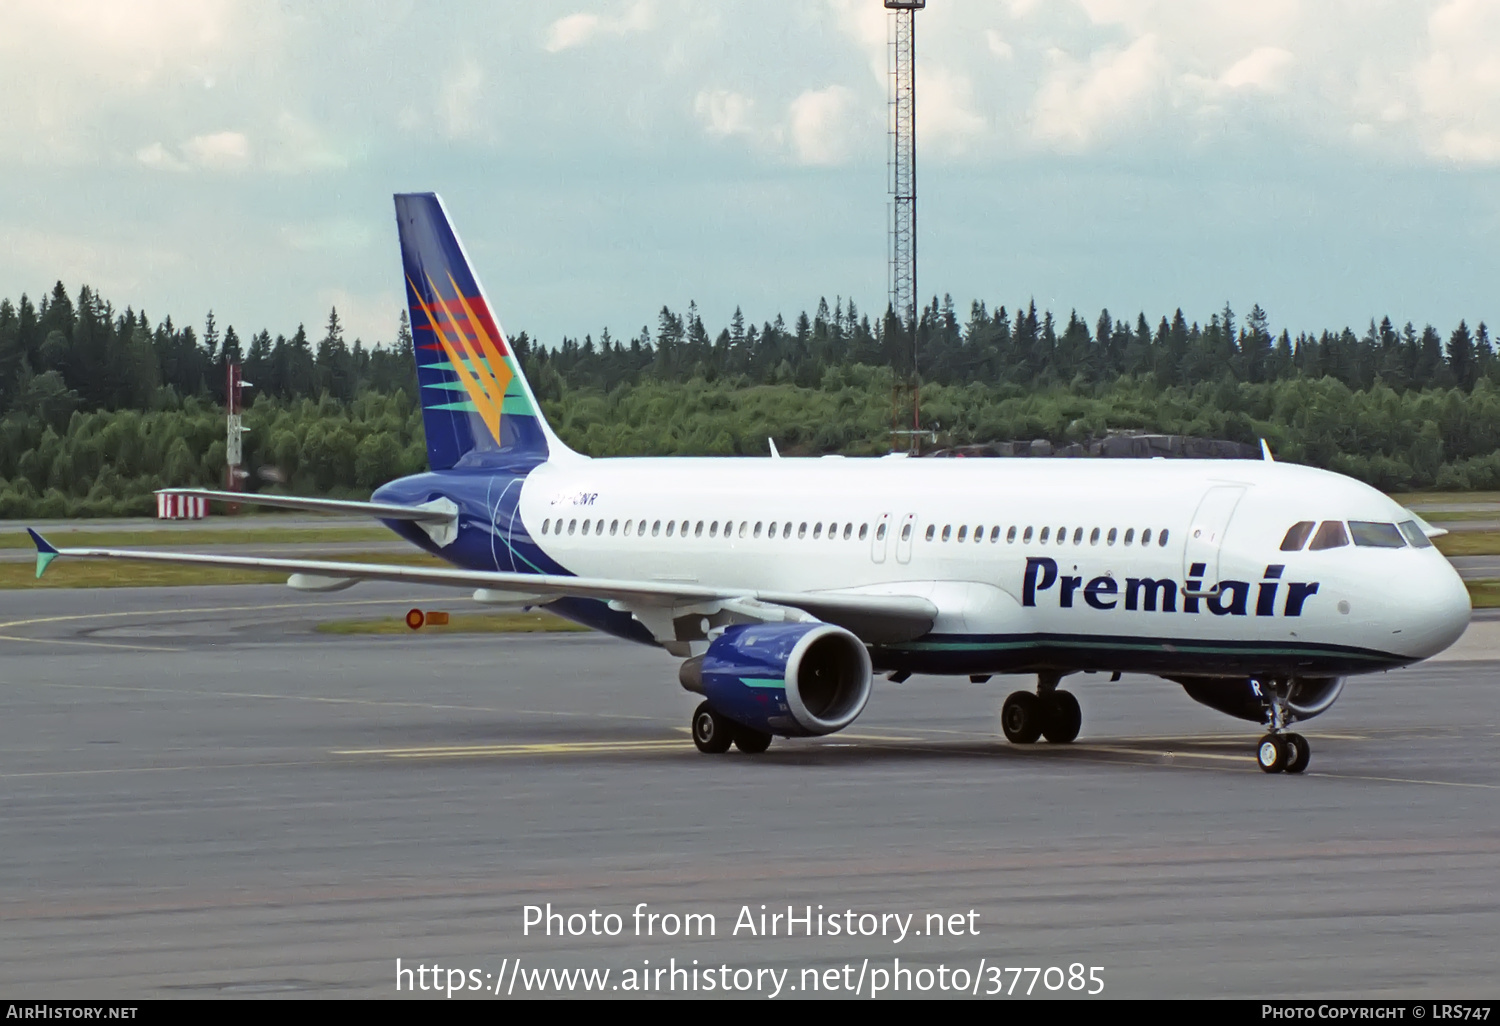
[394,193,561,469]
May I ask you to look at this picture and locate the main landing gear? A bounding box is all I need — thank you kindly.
[1253,680,1311,774]
[1001,673,1081,745]
[691,701,773,755]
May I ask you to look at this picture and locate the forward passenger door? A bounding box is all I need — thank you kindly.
[896,513,917,564]
[871,513,891,563]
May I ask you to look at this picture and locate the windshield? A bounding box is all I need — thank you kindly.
[1397,520,1434,549]
[1349,521,1406,548]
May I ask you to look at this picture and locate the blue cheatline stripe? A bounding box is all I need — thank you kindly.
[740,677,786,688]
[886,634,1400,663]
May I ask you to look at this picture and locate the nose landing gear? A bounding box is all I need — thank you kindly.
[1253,680,1311,774]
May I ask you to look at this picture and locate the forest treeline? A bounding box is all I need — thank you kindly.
[1,282,1499,516]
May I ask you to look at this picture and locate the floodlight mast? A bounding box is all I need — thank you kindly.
[886,0,924,453]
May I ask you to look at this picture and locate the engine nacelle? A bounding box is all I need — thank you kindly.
[679,623,873,737]
[1173,676,1346,724]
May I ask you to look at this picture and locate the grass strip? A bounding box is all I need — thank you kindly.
[0,526,391,549]
[0,551,447,590]
[1434,532,1500,557]
[315,611,588,635]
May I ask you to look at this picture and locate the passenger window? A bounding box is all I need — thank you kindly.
[876,523,887,541]
[901,523,912,541]
[1349,521,1407,548]
[1089,527,1100,545]
[1124,528,1135,545]
[584,520,594,536]
[1073,527,1083,544]
[695,521,704,537]
[1039,527,1050,543]
[1158,528,1169,546]
[624,520,633,537]
[844,523,853,540]
[709,522,718,538]
[858,524,867,540]
[652,520,661,536]
[973,525,983,542]
[990,526,1000,542]
[783,523,793,539]
[753,522,763,538]
[1023,526,1033,543]
[798,522,808,539]
[541,520,550,535]
[665,521,674,537]
[1107,528,1117,545]
[739,522,748,538]
[1141,528,1151,545]
[1308,521,1349,550]
[610,519,619,536]
[957,525,968,542]
[926,524,935,541]
[1007,526,1017,543]
[1280,521,1315,551]
[1397,520,1433,549]
[813,523,823,539]
[768,521,777,537]
[568,519,577,535]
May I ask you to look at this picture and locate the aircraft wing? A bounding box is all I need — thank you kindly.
[154,488,456,524]
[26,530,936,646]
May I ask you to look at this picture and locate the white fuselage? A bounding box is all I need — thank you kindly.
[513,454,1470,676]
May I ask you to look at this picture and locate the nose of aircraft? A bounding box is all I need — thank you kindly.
[1396,557,1472,660]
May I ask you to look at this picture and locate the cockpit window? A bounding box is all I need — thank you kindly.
[1307,520,1349,550]
[1349,521,1406,548]
[1397,520,1434,549]
[1280,521,1315,551]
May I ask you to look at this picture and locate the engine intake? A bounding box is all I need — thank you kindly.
[679,623,873,736]
[1173,676,1346,723]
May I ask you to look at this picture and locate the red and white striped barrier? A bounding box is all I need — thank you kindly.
[157,494,208,519]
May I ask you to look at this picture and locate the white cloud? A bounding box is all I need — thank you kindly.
[918,68,987,152]
[694,89,756,138]
[543,3,653,53]
[986,30,1014,60]
[1409,0,1500,163]
[135,142,188,172]
[1031,33,1166,149]
[1220,46,1294,93]
[439,60,486,141]
[182,130,250,169]
[788,85,860,166]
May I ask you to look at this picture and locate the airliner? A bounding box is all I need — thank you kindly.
[27,193,1473,774]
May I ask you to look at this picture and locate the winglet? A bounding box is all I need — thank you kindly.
[27,528,58,578]
[768,437,780,459]
[1260,438,1274,462]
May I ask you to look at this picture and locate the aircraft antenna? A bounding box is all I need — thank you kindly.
[887,1,924,453]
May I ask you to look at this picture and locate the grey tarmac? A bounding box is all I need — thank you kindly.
[0,584,1495,998]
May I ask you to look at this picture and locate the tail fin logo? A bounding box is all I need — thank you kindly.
[407,273,534,444]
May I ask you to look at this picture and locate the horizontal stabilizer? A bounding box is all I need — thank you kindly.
[154,489,455,524]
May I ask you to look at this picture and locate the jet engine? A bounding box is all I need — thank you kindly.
[679,622,872,736]
[1173,676,1346,723]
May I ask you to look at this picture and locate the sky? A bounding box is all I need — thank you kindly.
[4,0,1500,349]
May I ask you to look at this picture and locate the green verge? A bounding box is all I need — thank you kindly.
[1434,532,1500,557]
[1466,581,1500,609]
[0,551,447,589]
[315,612,588,635]
[1393,491,1500,507]
[0,526,391,549]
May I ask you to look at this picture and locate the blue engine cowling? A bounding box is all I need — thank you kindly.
[679,622,873,737]
[1171,676,1346,723]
